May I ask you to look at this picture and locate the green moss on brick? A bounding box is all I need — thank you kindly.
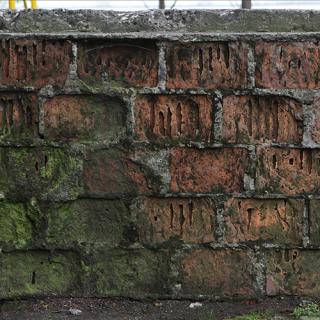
[0,251,81,299]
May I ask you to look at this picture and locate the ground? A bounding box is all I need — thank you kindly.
[0,296,310,320]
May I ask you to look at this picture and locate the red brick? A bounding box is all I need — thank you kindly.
[77,41,158,87]
[222,96,303,144]
[180,249,256,297]
[170,147,249,193]
[166,42,248,89]
[83,149,151,196]
[0,39,72,88]
[43,95,126,142]
[0,93,38,140]
[256,147,320,194]
[135,197,215,245]
[255,42,320,88]
[134,95,213,143]
[224,198,304,244]
[265,250,320,296]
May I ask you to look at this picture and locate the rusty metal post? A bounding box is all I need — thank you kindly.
[242,0,252,9]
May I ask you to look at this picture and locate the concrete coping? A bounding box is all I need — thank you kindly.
[0,9,320,36]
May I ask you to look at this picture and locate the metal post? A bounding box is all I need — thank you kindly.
[9,0,15,9]
[159,0,165,9]
[242,0,252,9]
[31,0,37,9]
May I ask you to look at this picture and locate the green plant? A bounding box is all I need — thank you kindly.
[293,303,320,318]
[198,310,215,320]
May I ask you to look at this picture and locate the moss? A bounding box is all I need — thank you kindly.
[0,201,33,249]
[82,248,168,297]
[0,148,83,201]
[0,251,81,299]
[45,199,134,249]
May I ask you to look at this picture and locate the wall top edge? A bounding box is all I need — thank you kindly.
[1,9,320,34]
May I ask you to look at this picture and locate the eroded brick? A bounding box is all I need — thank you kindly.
[0,39,72,88]
[222,96,303,144]
[0,251,81,299]
[134,95,213,143]
[166,42,248,89]
[0,93,38,141]
[308,200,320,245]
[134,197,215,245]
[179,249,256,297]
[43,95,126,142]
[170,147,249,193]
[265,249,320,296]
[225,198,304,244]
[255,42,320,88]
[83,149,152,196]
[256,147,320,194]
[0,147,82,201]
[45,199,134,248]
[77,40,158,87]
[83,248,168,296]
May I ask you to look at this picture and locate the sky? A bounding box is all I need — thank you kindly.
[6,0,320,10]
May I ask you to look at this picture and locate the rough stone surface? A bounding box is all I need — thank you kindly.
[134,95,214,143]
[166,42,248,89]
[170,147,250,193]
[179,249,257,298]
[265,250,320,296]
[224,198,304,245]
[77,40,158,87]
[43,95,127,142]
[255,42,320,89]
[0,39,72,88]
[0,93,39,142]
[134,197,216,245]
[222,96,303,144]
[256,147,320,194]
[0,251,81,299]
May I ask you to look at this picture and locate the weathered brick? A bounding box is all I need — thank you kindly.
[0,93,38,141]
[134,197,215,245]
[0,39,72,88]
[0,251,81,299]
[179,249,256,297]
[255,41,320,89]
[256,147,320,194]
[0,201,41,250]
[83,149,152,196]
[309,95,320,145]
[83,249,168,297]
[222,96,303,144]
[170,147,249,193]
[265,249,320,296]
[43,95,126,142]
[0,147,82,201]
[77,40,158,87]
[224,198,304,245]
[45,199,134,248]
[308,200,320,245]
[166,42,248,89]
[134,95,213,143]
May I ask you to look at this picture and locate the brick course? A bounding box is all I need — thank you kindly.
[2,10,320,300]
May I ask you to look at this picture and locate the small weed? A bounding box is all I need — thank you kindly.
[198,310,215,320]
[293,303,320,318]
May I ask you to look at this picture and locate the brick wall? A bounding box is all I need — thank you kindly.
[1,10,320,300]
